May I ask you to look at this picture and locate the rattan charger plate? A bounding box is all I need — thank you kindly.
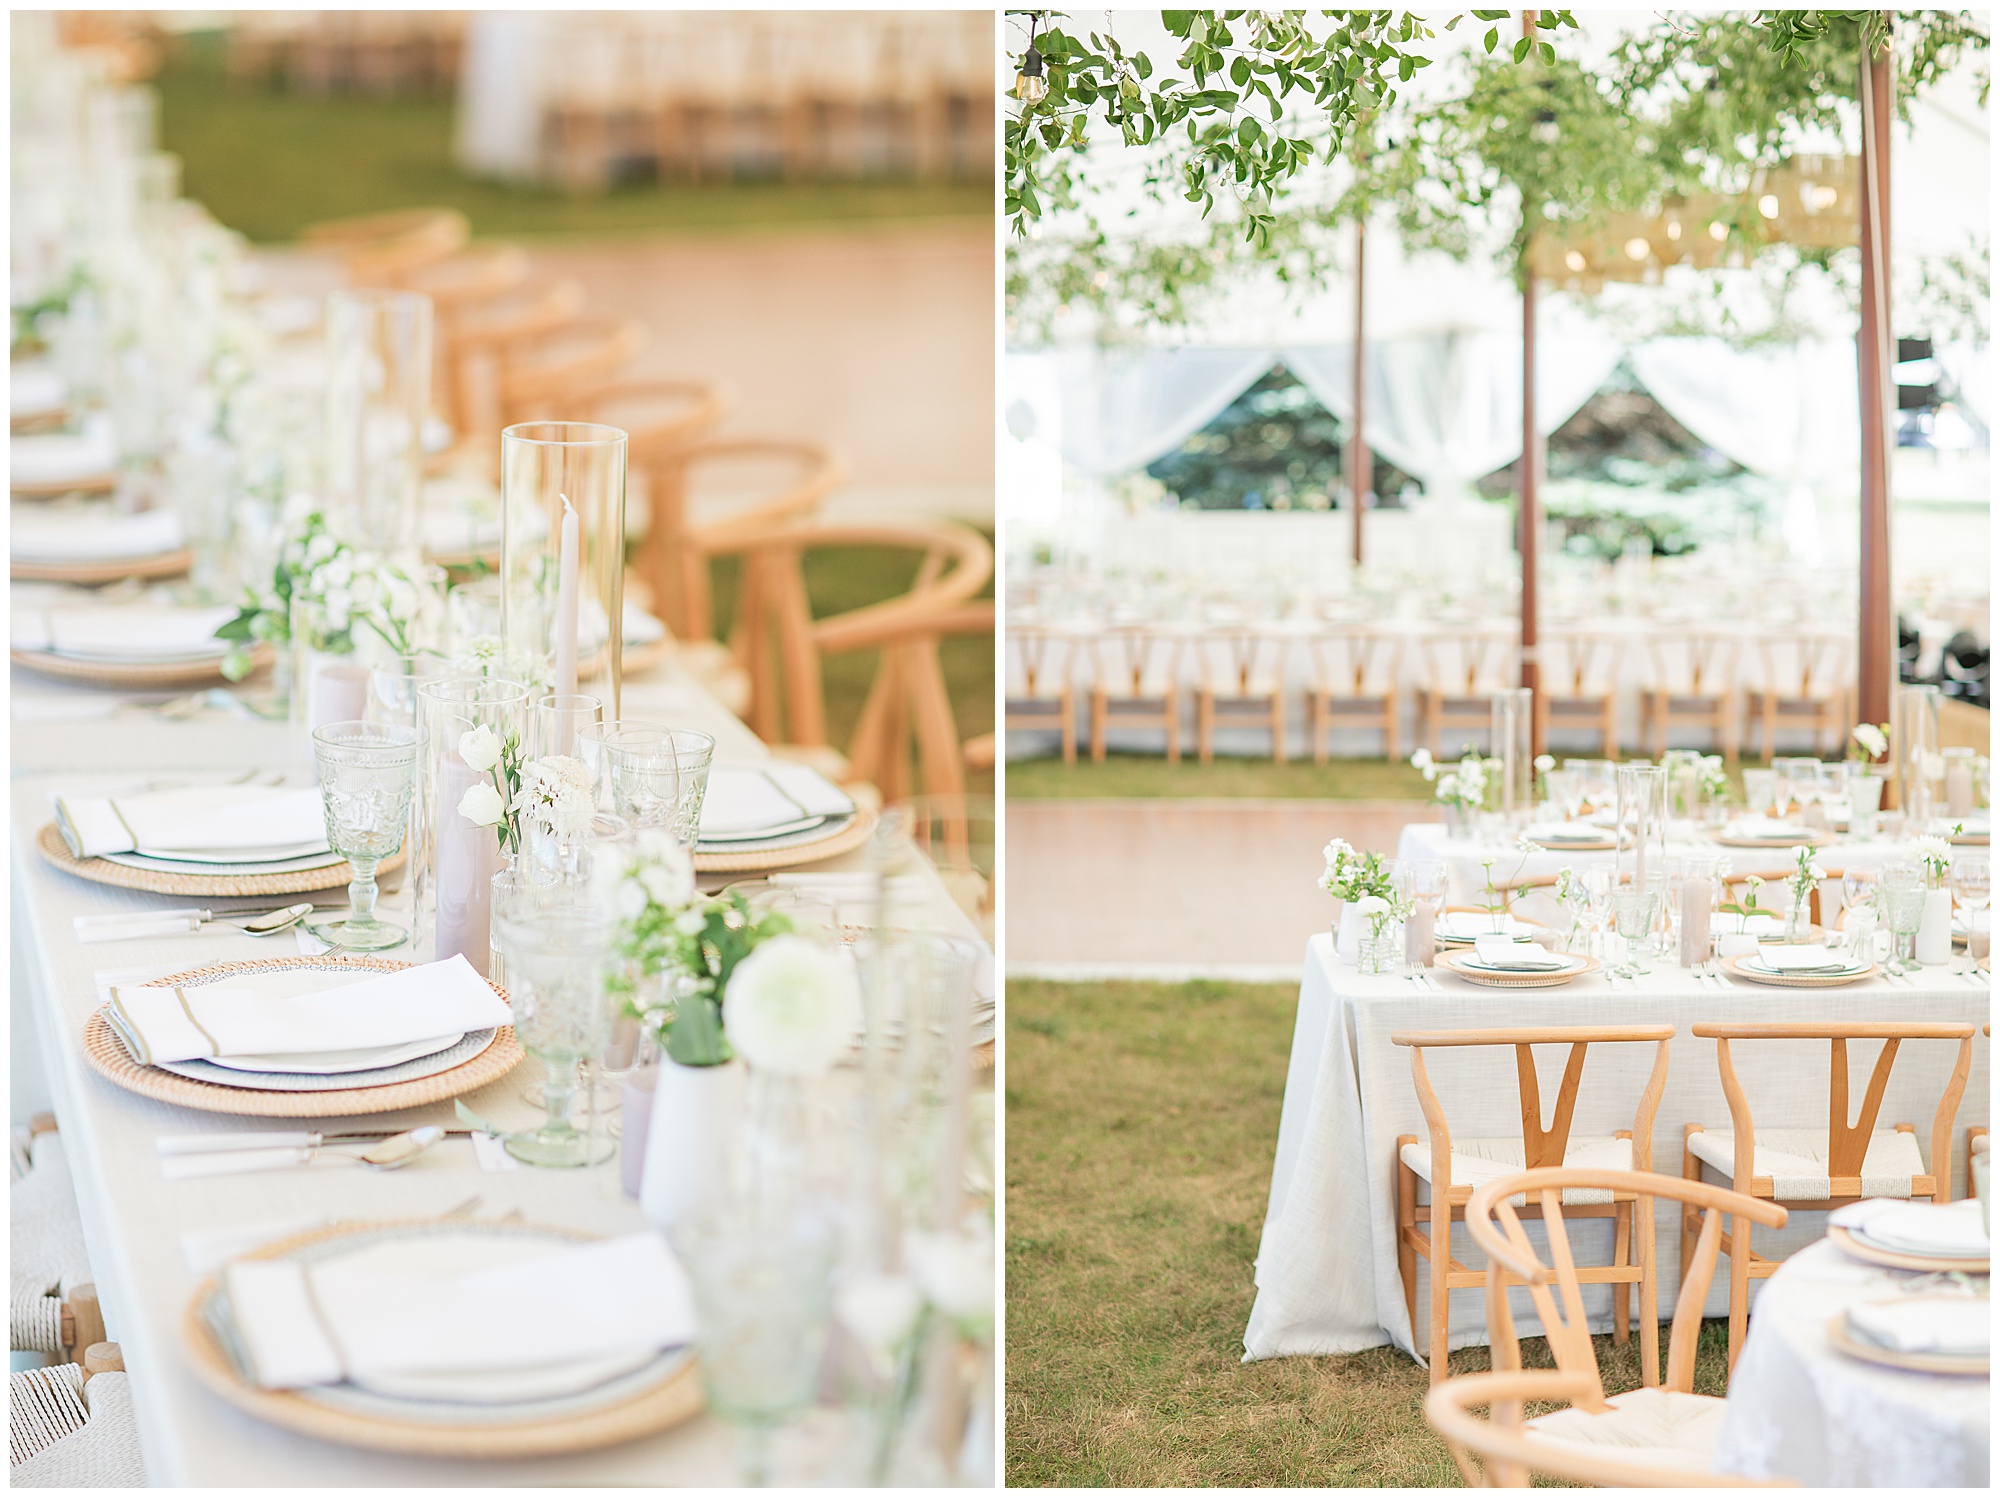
[182,1218,703,1456]
[1439,952,1602,989]
[1828,1225,1989,1276]
[12,471,118,498]
[12,547,192,584]
[1721,954,1880,989]
[1825,1305,1990,1376]
[693,807,877,874]
[84,955,522,1118]
[37,821,398,898]
[11,642,271,689]
[1713,832,1827,849]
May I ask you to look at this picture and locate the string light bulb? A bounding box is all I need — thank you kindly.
[1016,43,1047,104]
[1530,109,1560,145]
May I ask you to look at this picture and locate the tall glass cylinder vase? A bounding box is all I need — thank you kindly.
[1614,763,1667,894]
[418,676,531,970]
[1660,748,1704,828]
[1894,683,1940,823]
[1491,688,1533,824]
[325,290,432,562]
[500,422,627,719]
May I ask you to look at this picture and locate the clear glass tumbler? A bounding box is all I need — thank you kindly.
[1612,884,1660,979]
[602,725,716,844]
[490,889,614,1167]
[1880,865,1926,975]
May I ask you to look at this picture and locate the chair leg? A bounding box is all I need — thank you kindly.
[1428,1190,1452,1384]
[1090,691,1107,765]
[1727,1207,1749,1374]
[1384,691,1399,762]
[1197,693,1214,767]
[1060,693,1076,767]
[1166,692,1181,766]
[1396,1137,1419,1348]
[1271,695,1286,764]
[1611,1198,1631,1346]
[1680,1123,1703,1289]
[1310,695,1328,766]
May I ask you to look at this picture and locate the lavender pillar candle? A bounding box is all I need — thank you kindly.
[1679,877,1713,967]
[1404,902,1437,967]
[435,755,497,973]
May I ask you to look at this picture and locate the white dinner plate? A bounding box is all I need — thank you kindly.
[205,1034,465,1077]
[100,848,348,877]
[1457,954,1586,976]
[130,840,333,866]
[1739,957,1870,979]
[696,814,829,845]
[1436,913,1538,942]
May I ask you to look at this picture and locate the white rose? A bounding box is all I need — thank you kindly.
[833,1272,924,1360]
[457,724,502,771]
[674,908,707,935]
[1534,754,1554,772]
[905,1225,993,1336]
[1355,895,1390,918]
[722,935,861,1077]
[638,857,694,910]
[614,877,649,922]
[458,779,506,827]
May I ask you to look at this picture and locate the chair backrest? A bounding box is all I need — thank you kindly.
[1542,632,1625,697]
[1090,628,1184,699]
[1420,630,1515,695]
[498,317,647,425]
[1690,1021,1976,1202]
[1753,632,1853,698]
[1646,632,1739,696]
[1006,627,1075,701]
[1425,1168,1792,1487]
[1391,1026,1674,1190]
[1303,628,1402,697]
[1193,628,1289,695]
[299,207,469,286]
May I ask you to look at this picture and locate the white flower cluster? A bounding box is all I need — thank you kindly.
[1413,746,1489,810]
[1917,834,1954,879]
[513,755,597,841]
[281,513,419,655]
[1850,722,1890,761]
[1787,844,1827,903]
[456,724,509,827]
[1318,838,1358,899]
[722,934,862,1077]
[599,828,698,926]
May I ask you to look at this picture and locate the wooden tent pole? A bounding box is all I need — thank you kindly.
[1856,32,1895,730]
[1351,214,1371,566]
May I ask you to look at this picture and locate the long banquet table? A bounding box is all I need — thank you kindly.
[1242,934,1989,1363]
[10,648,986,1485]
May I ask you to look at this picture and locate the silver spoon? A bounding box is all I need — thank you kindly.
[324,1126,445,1171]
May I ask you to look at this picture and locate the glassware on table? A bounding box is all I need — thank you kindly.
[325,290,432,560]
[1894,683,1941,827]
[310,721,425,950]
[1951,854,1990,972]
[1565,759,1616,822]
[1943,747,1978,820]
[602,725,716,845]
[1770,756,1820,820]
[674,1201,838,1488]
[1395,859,1447,969]
[1740,768,1778,820]
[499,421,629,718]
[1614,765,1667,948]
[490,888,614,1166]
[1660,749,1704,824]
[531,691,603,761]
[1880,864,1926,975]
[1490,688,1533,823]
[419,675,532,971]
[1543,768,1581,821]
[1611,882,1662,979]
[576,717,668,810]
[1582,867,1615,960]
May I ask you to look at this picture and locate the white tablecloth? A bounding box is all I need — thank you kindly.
[1396,821,1931,908]
[1243,934,1989,1362]
[10,648,983,1485]
[1712,1239,1990,1486]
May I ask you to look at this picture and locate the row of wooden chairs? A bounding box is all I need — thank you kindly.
[1005,626,1855,766]
[298,207,992,806]
[1395,1020,1977,1402]
[225,11,467,95]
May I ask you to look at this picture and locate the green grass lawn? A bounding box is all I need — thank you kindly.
[1005,978,1734,1487]
[154,33,990,243]
[1007,752,1781,802]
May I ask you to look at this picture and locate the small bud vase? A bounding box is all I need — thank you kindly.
[1357,930,1398,976]
[1915,882,1953,966]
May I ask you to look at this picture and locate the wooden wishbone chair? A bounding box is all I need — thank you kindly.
[298,207,470,287]
[1393,1026,1673,1385]
[498,317,649,427]
[402,245,531,432]
[1004,626,1079,767]
[1424,1167,1793,1487]
[1970,1025,1990,1189]
[1683,1020,1976,1371]
[641,439,844,644]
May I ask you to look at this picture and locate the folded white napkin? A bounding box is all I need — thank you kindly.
[12,506,185,563]
[699,763,854,838]
[106,954,509,1066]
[1524,823,1603,842]
[54,784,328,860]
[1437,911,1533,941]
[11,417,117,486]
[10,364,66,418]
[1727,816,1807,839]
[1848,1297,1991,1355]
[1833,1197,1989,1255]
[13,604,235,661]
[1752,943,1849,972]
[1472,935,1566,970]
[223,1231,695,1390]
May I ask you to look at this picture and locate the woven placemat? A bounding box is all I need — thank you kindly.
[13,548,192,584]
[11,643,270,690]
[1721,954,1880,989]
[37,822,402,898]
[84,955,522,1118]
[1438,952,1601,989]
[694,807,877,874]
[181,1217,704,1455]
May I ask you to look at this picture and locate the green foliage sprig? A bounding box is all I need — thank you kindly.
[615,889,795,1068]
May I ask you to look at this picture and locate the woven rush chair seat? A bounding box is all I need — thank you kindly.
[1684,1126,1927,1200]
[1521,1386,1729,1477]
[10,1364,143,1486]
[1399,1135,1636,1207]
[11,1128,91,1358]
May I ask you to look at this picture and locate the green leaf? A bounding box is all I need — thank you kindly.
[1485,27,1498,54]
[1237,115,1261,145]
[1230,55,1251,86]
[1513,36,1532,64]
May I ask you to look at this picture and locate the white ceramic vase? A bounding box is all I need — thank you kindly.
[1915,887,1953,966]
[638,1057,748,1230]
[1334,902,1364,963]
